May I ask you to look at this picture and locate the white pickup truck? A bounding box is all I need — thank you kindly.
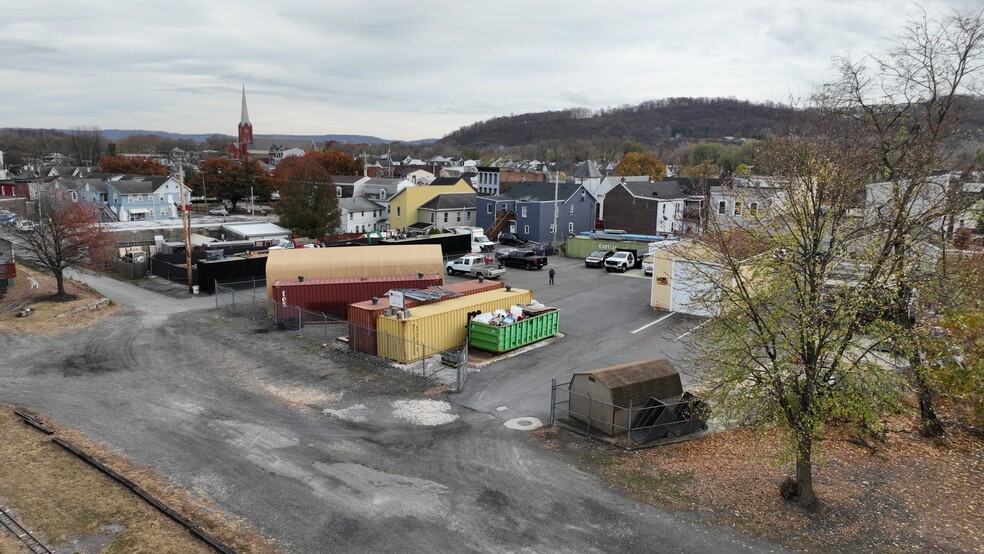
[445,255,505,278]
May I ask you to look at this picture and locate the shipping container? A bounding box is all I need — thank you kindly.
[564,236,654,259]
[468,307,559,353]
[266,244,444,300]
[196,253,268,293]
[273,273,442,321]
[347,279,504,354]
[376,288,534,363]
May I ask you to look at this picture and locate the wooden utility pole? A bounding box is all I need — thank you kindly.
[180,166,194,293]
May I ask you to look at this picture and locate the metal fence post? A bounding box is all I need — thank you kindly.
[627,399,633,440]
[550,379,557,424]
[297,306,303,335]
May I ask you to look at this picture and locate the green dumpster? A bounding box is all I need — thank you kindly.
[468,307,559,353]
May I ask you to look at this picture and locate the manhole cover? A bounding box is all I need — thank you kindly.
[504,417,543,431]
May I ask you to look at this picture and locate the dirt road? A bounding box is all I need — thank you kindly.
[0,279,785,552]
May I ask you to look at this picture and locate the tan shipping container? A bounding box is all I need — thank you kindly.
[265,245,445,300]
[376,287,534,363]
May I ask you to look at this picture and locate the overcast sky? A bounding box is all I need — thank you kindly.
[0,1,973,141]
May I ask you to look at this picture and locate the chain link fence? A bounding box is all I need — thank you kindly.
[214,279,470,390]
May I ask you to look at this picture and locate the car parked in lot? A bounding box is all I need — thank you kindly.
[498,231,528,246]
[528,242,557,256]
[495,248,548,270]
[208,207,229,216]
[15,219,37,232]
[584,249,615,268]
[642,255,654,276]
[604,251,637,272]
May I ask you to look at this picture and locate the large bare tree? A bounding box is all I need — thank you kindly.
[692,7,984,508]
[67,126,106,166]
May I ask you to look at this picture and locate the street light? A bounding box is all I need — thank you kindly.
[202,170,208,215]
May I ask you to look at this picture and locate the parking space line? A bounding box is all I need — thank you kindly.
[631,312,675,334]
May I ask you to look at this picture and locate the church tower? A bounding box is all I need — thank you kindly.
[237,85,253,160]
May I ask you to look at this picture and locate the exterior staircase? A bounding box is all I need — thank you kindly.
[486,210,514,241]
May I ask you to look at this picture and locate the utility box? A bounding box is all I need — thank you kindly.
[468,306,559,353]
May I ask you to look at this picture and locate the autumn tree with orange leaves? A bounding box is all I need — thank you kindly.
[97,155,169,176]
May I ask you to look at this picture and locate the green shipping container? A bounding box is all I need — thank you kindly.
[564,236,652,259]
[469,308,560,353]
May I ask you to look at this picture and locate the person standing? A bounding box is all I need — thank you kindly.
[548,267,556,285]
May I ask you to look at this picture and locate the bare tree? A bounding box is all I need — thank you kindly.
[67,126,106,166]
[692,7,984,508]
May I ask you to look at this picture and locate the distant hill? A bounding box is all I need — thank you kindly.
[442,97,798,146]
[442,95,984,147]
[99,129,422,144]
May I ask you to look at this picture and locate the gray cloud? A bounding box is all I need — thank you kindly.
[0,0,972,141]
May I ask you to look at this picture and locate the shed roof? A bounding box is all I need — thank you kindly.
[576,359,682,407]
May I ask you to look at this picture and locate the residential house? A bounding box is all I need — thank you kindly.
[474,166,501,196]
[711,177,783,230]
[396,167,436,185]
[388,176,474,231]
[592,175,651,220]
[106,176,187,222]
[416,192,477,233]
[362,177,415,230]
[475,180,597,245]
[337,197,387,234]
[603,179,703,235]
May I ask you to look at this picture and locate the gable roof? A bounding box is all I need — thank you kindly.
[490,180,590,203]
[619,179,691,200]
[419,192,476,210]
[573,160,603,179]
[578,359,683,407]
[338,197,385,212]
[430,175,472,187]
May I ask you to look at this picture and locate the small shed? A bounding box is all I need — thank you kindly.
[568,359,683,436]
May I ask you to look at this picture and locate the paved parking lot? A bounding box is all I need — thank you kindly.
[449,249,702,421]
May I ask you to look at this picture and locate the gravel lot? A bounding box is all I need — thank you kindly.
[0,261,786,552]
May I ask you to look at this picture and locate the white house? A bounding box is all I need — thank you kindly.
[338,197,387,234]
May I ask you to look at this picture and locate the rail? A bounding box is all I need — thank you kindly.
[0,507,52,554]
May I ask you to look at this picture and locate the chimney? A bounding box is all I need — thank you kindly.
[371,297,379,305]
[298,276,304,282]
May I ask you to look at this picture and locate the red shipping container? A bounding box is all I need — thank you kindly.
[273,274,443,321]
[347,279,504,354]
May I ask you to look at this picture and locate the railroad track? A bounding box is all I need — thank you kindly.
[0,506,52,554]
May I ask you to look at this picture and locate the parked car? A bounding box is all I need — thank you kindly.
[528,242,557,256]
[604,251,637,273]
[0,212,16,226]
[642,255,654,276]
[14,219,36,233]
[584,250,615,268]
[498,231,528,246]
[495,249,548,270]
[208,207,229,216]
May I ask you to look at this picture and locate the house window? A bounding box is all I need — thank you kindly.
[71,191,78,201]
[569,205,574,215]
[159,194,164,202]
[467,212,471,221]
[397,206,401,216]
[568,221,574,233]
[750,202,758,215]
[718,201,726,214]
[521,206,527,218]
[444,212,448,223]
[380,189,387,199]
[456,212,461,222]
[114,194,118,202]
[524,224,530,234]
[430,213,435,223]
[349,212,353,220]
[662,203,667,214]
[128,196,133,204]
[486,204,493,214]
[734,201,742,216]
[549,224,555,234]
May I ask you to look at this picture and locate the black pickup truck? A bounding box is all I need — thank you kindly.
[495,248,548,270]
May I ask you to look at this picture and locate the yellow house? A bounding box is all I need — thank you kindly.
[388,176,475,231]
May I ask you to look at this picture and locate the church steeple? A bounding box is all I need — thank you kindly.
[237,84,253,161]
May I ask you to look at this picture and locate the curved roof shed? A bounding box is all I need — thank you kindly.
[265,244,444,300]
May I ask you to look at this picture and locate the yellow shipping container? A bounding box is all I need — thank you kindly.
[376,288,534,363]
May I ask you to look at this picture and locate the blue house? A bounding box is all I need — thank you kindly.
[476,180,597,245]
[106,176,187,222]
